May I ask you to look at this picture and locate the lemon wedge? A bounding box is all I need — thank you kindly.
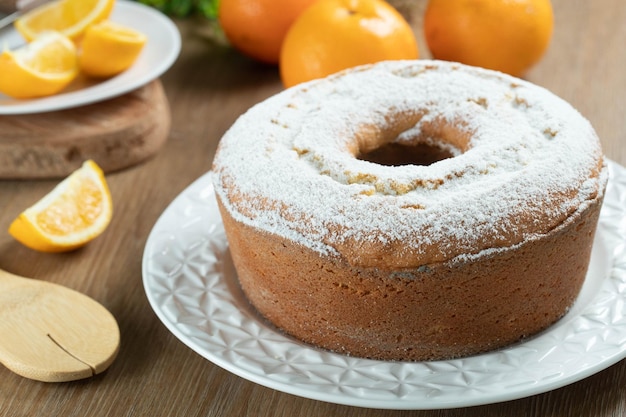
[14,0,115,42]
[79,20,147,78]
[0,31,79,99]
[9,160,113,253]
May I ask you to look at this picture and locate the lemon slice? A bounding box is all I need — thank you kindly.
[14,0,115,42]
[0,32,78,98]
[79,20,147,78]
[9,160,113,253]
[0,31,79,99]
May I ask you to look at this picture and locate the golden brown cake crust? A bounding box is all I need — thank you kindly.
[218,189,603,361]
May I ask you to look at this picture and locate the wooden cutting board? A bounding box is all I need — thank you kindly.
[0,79,170,179]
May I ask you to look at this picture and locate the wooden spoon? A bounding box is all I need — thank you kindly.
[0,268,120,382]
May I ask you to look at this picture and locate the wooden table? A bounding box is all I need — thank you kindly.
[1,1,624,415]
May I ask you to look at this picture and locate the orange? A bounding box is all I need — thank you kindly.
[9,160,113,253]
[14,0,115,42]
[279,0,419,88]
[424,0,554,77]
[218,0,318,64]
[79,20,147,78]
[0,31,79,99]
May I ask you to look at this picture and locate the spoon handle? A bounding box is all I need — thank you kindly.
[0,0,51,30]
[0,12,17,30]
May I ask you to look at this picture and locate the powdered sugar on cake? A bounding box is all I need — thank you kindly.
[212,60,605,267]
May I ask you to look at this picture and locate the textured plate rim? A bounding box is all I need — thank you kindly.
[142,160,626,410]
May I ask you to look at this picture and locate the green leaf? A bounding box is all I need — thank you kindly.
[197,0,219,19]
[136,0,220,18]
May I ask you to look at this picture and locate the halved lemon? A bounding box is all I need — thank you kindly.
[79,20,147,78]
[9,160,113,253]
[14,0,115,42]
[0,31,78,99]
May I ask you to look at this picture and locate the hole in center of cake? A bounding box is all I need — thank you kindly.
[357,141,457,166]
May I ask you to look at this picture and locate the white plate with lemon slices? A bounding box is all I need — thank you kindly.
[0,0,181,114]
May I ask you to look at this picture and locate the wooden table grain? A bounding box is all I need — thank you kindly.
[0,1,624,415]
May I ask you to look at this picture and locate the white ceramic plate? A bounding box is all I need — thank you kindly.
[0,0,181,114]
[143,160,626,410]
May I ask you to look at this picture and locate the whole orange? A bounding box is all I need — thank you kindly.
[424,0,554,77]
[280,0,419,88]
[218,0,318,64]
